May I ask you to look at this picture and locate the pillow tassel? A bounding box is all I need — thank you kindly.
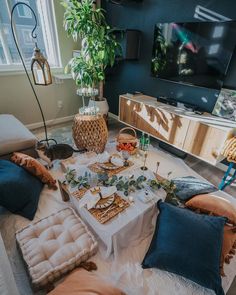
[225,255,234,264]
[229,249,235,255]
[220,265,226,277]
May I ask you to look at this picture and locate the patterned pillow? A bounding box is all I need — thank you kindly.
[172,176,217,201]
[11,152,57,190]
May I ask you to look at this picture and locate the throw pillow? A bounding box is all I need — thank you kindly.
[221,225,236,276]
[172,176,216,201]
[185,194,236,225]
[186,194,236,276]
[0,160,43,220]
[142,201,226,295]
[47,269,126,295]
[11,152,57,190]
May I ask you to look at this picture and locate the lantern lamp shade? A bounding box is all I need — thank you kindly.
[31,45,52,86]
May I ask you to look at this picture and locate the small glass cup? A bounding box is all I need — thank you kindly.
[122,150,130,167]
[88,173,98,188]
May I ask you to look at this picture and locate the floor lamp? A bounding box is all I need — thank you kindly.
[10,1,57,146]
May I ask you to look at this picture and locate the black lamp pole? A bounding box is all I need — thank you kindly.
[10,2,56,146]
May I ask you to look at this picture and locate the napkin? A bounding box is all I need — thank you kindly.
[79,191,100,210]
[110,155,124,167]
[96,151,110,163]
[79,186,117,209]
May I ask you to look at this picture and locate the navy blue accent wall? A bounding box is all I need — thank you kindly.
[102,0,236,115]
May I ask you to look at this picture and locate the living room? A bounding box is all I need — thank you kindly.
[1,0,236,294]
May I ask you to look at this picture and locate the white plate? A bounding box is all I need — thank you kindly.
[94,194,115,209]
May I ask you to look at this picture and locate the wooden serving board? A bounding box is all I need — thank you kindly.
[71,187,88,200]
[88,160,133,177]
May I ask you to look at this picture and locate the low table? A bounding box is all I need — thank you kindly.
[62,145,165,258]
[70,168,163,258]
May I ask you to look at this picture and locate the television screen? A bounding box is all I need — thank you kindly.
[151,21,236,90]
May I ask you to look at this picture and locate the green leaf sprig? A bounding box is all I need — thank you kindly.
[64,169,90,189]
[64,169,178,204]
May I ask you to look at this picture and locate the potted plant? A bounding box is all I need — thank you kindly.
[62,0,121,117]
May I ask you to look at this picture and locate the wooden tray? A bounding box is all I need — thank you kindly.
[71,187,88,200]
[89,194,130,224]
[88,160,133,177]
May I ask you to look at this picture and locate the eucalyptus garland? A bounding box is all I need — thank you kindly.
[64,169,91,189]
[64,169,177,203]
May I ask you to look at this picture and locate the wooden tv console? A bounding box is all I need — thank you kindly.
[119,94,236,166]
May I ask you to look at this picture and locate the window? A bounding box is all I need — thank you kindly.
[0,0,61,71]
[17,0,32,18]
[22,28,34,45]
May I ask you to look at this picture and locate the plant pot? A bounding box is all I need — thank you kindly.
[88,98,109,116]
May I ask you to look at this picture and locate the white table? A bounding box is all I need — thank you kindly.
[72,189,160,258]
[70,166,164,259]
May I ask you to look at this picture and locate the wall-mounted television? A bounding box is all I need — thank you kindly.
[151,21,236,90]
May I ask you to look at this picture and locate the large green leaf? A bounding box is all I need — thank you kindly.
[61,0,122,88]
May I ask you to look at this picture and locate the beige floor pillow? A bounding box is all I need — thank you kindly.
[16,207,98,289]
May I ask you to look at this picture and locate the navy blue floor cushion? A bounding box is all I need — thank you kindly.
[172,176,217,201]
[142,201,226,295]
[0,160,43,220]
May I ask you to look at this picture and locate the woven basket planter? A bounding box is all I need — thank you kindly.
[72,114,108,153]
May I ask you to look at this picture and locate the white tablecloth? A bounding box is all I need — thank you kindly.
[67,145,165,258]
[71,181,161,258]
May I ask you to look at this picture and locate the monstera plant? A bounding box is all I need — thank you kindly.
[62,0,121,115]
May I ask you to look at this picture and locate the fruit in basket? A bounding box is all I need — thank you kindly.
[117,127,138,154]
[117,142,136,152]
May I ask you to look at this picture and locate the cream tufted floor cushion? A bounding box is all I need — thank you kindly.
[16,207,98,290]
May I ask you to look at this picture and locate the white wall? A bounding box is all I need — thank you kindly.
[0,0,81,126]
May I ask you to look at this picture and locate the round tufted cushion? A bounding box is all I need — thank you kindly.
[16,207,98,289]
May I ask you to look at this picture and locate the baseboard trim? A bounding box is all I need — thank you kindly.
[108,112,118,120]
[26,114,75,130]
[27,112,117,130]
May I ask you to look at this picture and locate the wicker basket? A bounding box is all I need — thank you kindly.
[73,114,108,153]
[116,127,138,155]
